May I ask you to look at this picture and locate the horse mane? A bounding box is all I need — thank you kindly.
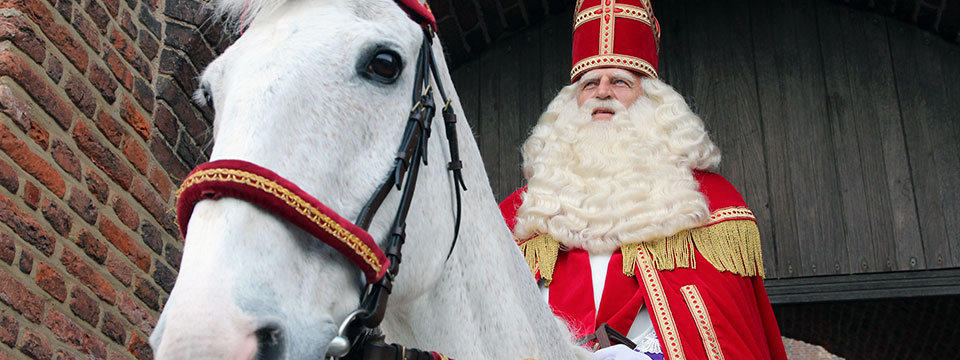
[210,0,288,33]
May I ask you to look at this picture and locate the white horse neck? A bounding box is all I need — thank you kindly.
[379,42,591,360]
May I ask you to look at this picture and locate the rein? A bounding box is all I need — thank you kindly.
[175,14,467,360]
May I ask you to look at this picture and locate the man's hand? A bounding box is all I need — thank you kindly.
[592,345,653,360]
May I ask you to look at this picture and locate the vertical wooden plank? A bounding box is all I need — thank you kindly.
[652,0,694,96]
[750,0,828,278]
[679,0,777,276]
[816,2,912,274]
[887,19,959,269]
[514,27,543,190]
[937,31,960,267]
[497,34,523,200]
[539,12,572,107]
[478,49,501,200]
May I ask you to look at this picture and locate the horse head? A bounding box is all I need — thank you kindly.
[150,1,462,358]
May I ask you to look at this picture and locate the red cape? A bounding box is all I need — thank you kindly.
[500,171,787,360]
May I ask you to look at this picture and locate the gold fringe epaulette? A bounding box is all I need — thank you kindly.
[517,234,559,286]
[518,219,765,283]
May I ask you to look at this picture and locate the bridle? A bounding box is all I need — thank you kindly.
[175,4,467,359]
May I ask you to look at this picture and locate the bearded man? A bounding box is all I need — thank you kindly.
[498,1,788,359]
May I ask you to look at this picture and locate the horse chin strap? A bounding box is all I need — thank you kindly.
[328,27,466,360]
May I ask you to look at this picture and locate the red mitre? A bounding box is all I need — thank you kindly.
[570,0,661,82]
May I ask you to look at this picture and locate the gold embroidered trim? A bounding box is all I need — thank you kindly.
[599,0,616,56]
[638,249,685,360]
[178,168,383,274]
[574,6,601,29]
[681,285,725,360]
[708,206,755,225]
[571,55,658,81]
[621,220,764,278]
[517,234,560,286]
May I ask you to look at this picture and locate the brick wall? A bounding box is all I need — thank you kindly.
[0,0,228,358]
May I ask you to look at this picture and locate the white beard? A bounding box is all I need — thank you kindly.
[514,78,721,254]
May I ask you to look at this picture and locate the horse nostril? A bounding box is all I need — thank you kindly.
[254,324,284,360]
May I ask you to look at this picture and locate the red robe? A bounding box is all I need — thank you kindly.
[499,171,787,360]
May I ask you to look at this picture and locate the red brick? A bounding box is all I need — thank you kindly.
[139,221,161,255]
[112,196,138,230]
[68,286,99,326]
[41,197,71,236]
[120,97,150,142]
[0,159,18,194]
[127,332,151,360]
[148,133,188,181]
[74,227,106,264]
[94,110,126,148]
[0,313,17,346]
[0,51,73,129]
[84,168,108,204]
[103,48,133,91]
[117,291,154,334]
[101,311,124,344]
[137,5,160,37]
[0,270,45,323]
[0,123,67,197]
[83,0,109,32]
[44,309,107,360]
[0,233,14,264]
[73,121,133,190]
[108,26,150,82]
[138,29,158,60]
[152,103,177,144]
[54,349,78,360]
[163,22,214,70]
[36,262,67,301]
[132,77,154,111]
[146,165,172,200]
[67,187,96,225]
[1,0,89,73]
[133,277,159,311]
[45,54,62,82]
[123,141,148,176]
[163,243,181,268]
[60,248,115,304]
[23,181,40,209]
[98,215,149,272]
[104,251,131,286]
[63,71,96,118]
[25,121,49,151]
[50,139,80,180]
[101,0,118,17]
[0,12,47,63]
[19,329,52,359]
[18,249,32,273]
[156,77,207,144]
[152,259,174,293]
[89,63,117,104]
[0,194,55,256]
[130,178,167,224]
[120,10,135,37]
[0,84,32,136]
[71,8,102,53]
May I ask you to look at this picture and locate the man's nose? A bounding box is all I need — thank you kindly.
[595,80,613,99]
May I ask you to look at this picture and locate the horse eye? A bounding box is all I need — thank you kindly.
[363,51,402,84]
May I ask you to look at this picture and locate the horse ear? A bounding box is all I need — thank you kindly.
[194,81,215,109]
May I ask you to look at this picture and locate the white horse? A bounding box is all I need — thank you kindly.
[148,0,592,359]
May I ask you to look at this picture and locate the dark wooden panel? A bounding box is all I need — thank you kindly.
[749,0,826,278]
[888,18,960,269]
[816,2,917,274]
[497,34,524,198]
[513,28,543,193]
[765,269,960,303]
[937,31,960,267]
[478,49,502,199]
[539,13,572,107]
[675,0,778,276]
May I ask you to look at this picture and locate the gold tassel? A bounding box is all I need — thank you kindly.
[624,220,766,278]
[518,234,559,286]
